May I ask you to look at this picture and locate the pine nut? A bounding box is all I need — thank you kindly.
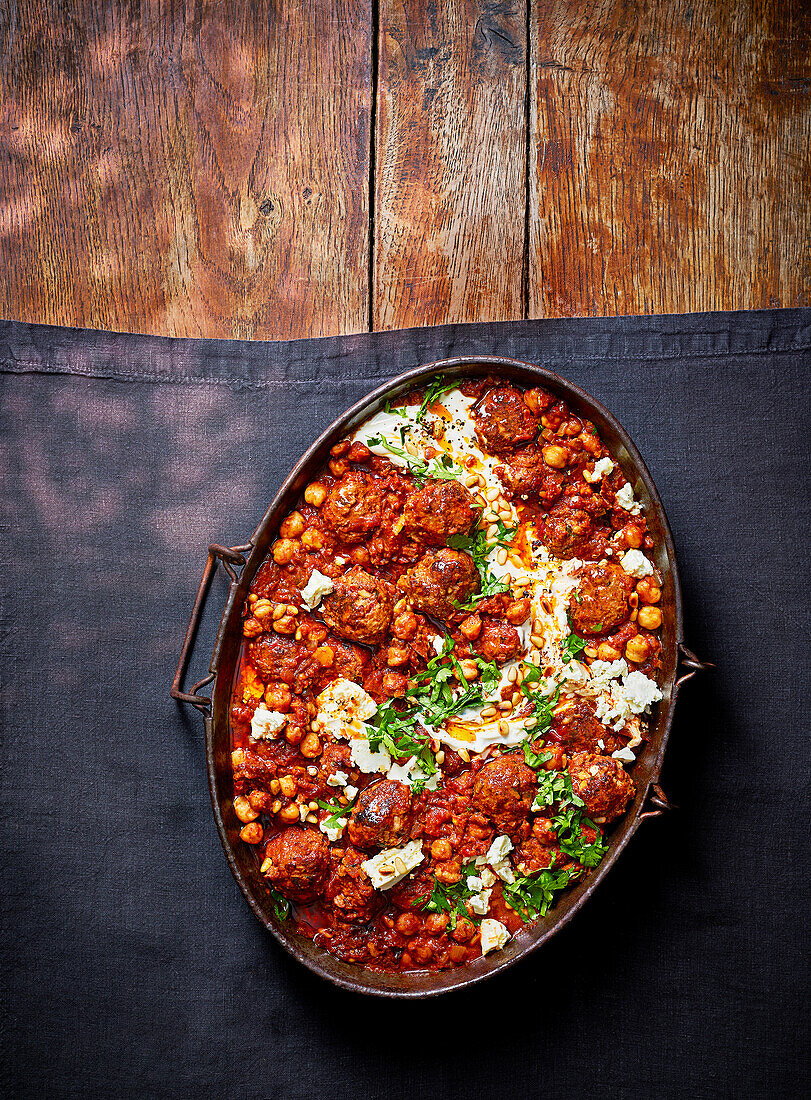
[464,474,479,488]
[481,705,497,718]
[496,548,508,566]
[498,720,510,735]
[530,633,544,647]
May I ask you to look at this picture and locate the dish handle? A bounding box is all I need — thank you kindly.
[641,642,713,819]
[170,543,251,714]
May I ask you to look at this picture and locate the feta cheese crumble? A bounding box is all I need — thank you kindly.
[387,755,440,791]
[611,746,636,764]
[300,569,334,610]
[620,549,654,579]
[486,834,515,884]
[326,770,349,788]
[250,704,287,740]
[480,918,511,955]
[615,482,643,515]
[316,679,377,739]
[362,839,424,890]
[594,669,663,731]
[584,456,615,483]
[320,818,347,843]
[350,738,391,775]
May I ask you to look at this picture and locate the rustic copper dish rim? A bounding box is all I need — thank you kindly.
[171,356,709,997]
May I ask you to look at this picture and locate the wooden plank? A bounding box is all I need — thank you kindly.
[0,1,372,339]
[374,0,527,330]
[528,0,811,317]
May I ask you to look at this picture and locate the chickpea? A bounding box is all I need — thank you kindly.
[248,789,269,811]
[523,388,546,415]
[625,635,650,664]
[233,795,259,823]
[387,645,410,668]
[560,417,582,437]
[636,577,662,604]
[279,511,305,538]
[350,546,370,567]
[459,659,479,682]
[301,527,325,550]
[252,598,275,622]
[284,725,303,746]
[621,524,644,549]
[304,482,328,507]
[448,944,469,964]
[451,918,475,943]
[330,440,350,458]
[395,912,420,937]
[278,804,301,824]
[542,444,569,469]
[239,822,263,844]
[425,913,450,935]
[381,670,408,697]
[409,942,434,964]
[231,748,246,769]
[329,458,349,477]
[299,731,322,758]
[392,611,418,641]
[597,642,622,662]
[272,538,298,566]
[580,432,601,456]
[278,775,298,799]
[264,682,292,712]
[637,606,663,631]
[273,615,297,635]
[431,838,453,861]
[434,861,462,885]
[505,598,531,625]
[459,613,482,641]
[242,617,263,638]
[313,645,335,667]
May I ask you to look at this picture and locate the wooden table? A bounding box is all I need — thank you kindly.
[1,1,808,341]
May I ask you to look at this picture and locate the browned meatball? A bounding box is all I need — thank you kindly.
[347,779,413,850]
[318,638,369,687]
[324,846,384,924]
[541,506,593,558]
[321,471,383,544]
[402,479,476,544]
[503,444,565,503]
[248,633,302,684]
[475,618,522,663]
[568,752,635,824]
[568,561,634,636]
[399,548,479,620]
[321,566,395,645]
[472,753,537,837]
[472,385,540,455]
[262,827,330,903]
[552,696,609,752]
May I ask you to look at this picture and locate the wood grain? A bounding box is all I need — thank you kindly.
[528,0,811,318]
[0,0,372,339]
[373,0,527,330]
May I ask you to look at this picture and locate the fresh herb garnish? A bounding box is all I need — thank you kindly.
[416,375,459,421]
[267,886,292,923]
[366,433,464,484]
[560,631,587,664]
[552,807,608,868]
[502,867,574,922]
[367,698,438,791]
[383,397,408,418]
[409,635,501,726]
[532,768,583,810]
[520,669,561,734]
[447,528,511,609]
[522,740,552,769]
[315,792,358,829]
[413,859,480,928]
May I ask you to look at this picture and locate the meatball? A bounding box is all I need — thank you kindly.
[502,444,565,503]
[249,632,302,684]
[541,506,593,558]
[568,752,635,824]
[320,638,369,686]
[552,696,608,752]
[472,385,540,455]
[402,479,476,544]
[321,566,395,645]
[324,846,384,924]
[321,471,383,544]
[262,827,330,903]
[472,753,537,837]
[348,779,413,850]
[475,618,522,663]
[399,548,479,620]
[568,561,634,636]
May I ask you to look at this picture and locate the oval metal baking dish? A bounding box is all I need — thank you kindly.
[171,356,709,997]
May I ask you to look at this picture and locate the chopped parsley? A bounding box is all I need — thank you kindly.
[552,806,608,868]
[532,768,583,810]
[315,791,358,828]
[409,635,501,725]
[416,375,459,421]
[366,431,464,483]
[267,886,292,923]
[560,631,587,663]
[367,699,438,791]
[413,859,480,928]
[519,668,561,733]
[447,527,511,609]
[501,867,574,922]
[522,740,552,770]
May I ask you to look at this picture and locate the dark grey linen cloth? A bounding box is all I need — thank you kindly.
[1,310,809,1099]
